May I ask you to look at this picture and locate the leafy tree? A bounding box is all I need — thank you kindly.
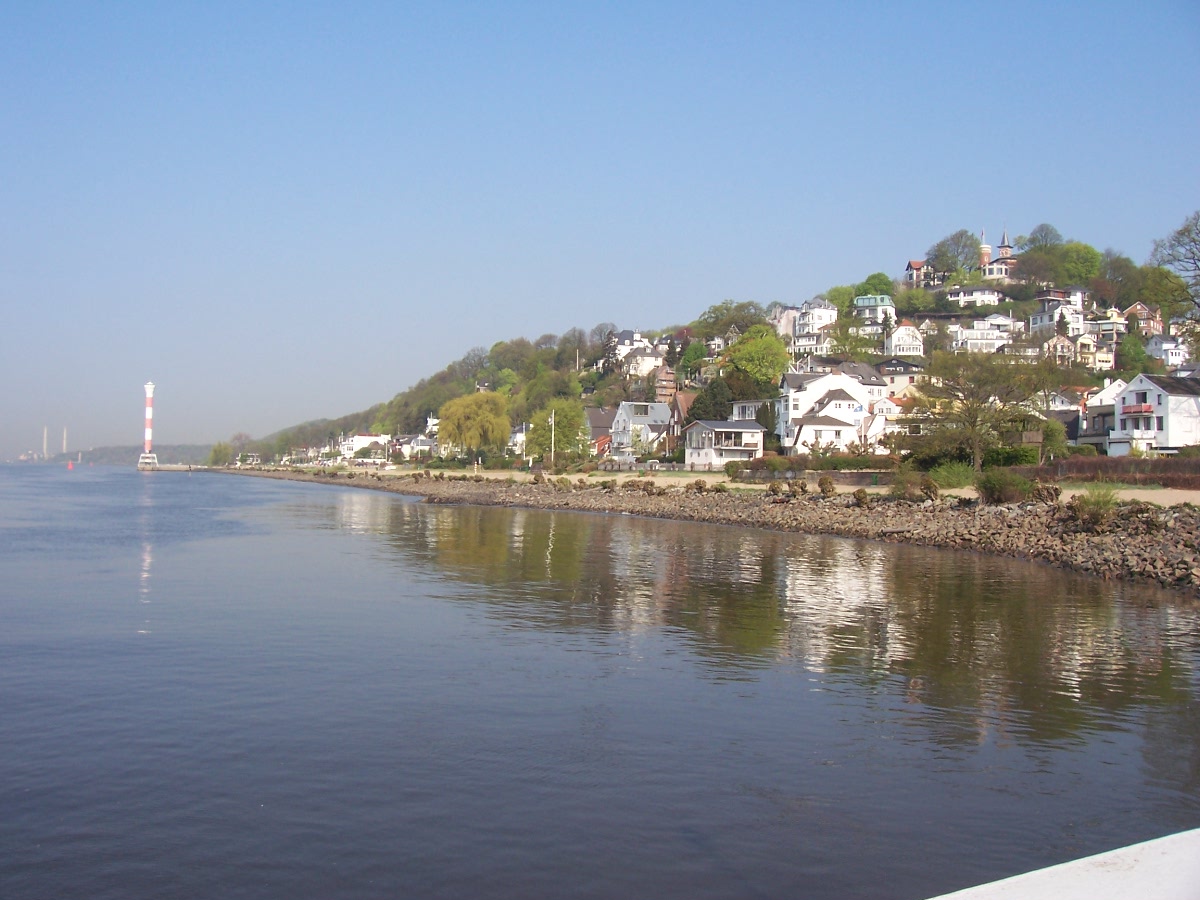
[829,316,876,361]
[915,352,1039,472]
[1060,241,1102,285]
[1040,417,1069,463]
[207,441,235,466]
[1150,210,1200,304]
[437,392,511,456]
[677,340,708,379]
[855,272,894,297]
[823,286,856,316]
[525,398,587,461]
[1018,223,1064,251]
[686,377,733,423]
[1016,246,1066,285]
[893,287,937,316]
[1090,250,1143,307]
[723,325,791,389]
[692,300,768,340]
[1116,331,1153,374]
[926,229,981,277]
[1140,266,1192,322]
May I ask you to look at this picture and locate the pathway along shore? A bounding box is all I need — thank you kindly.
[223,468,1200,599]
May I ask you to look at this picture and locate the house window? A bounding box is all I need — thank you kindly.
[1135,391,1148,405]
[1156,417,1164,431]
[633,404,649,416]
[1157,394,1163,405]
[1120,419,1127,430]
[1143,417,1152,430]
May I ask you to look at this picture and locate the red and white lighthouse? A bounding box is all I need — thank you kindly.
[138,382,159,469]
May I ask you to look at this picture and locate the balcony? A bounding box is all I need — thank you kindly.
[1122,403,1153,414]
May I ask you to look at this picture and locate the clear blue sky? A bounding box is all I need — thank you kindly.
[3,1,1197,458]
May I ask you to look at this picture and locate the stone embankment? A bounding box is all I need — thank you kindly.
[227,469,1200,598]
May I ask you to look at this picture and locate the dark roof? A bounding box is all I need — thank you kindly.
[1047,408,1081,441]
[817,389,859,404]
[796,415,855,427]
[876,357,924,374]
[1142,375,1200,397]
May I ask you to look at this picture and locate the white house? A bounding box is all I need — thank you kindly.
[610,401,671,458]
[949,320,1011,354]
[884,320,924,357]
[1030,302,1086,337]
[852,295,896,334]
[946,285,1005,308]
[776,371,874,455]
[876,357,924,396]
[622,347,665,379]
[1109,374,1200,456]
[1147,335,1191,368]
[340,433,391,459]
[682,420,766,470]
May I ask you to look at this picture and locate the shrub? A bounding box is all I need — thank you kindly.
[554,476,572,492]
[852,488,870,508]
[766,480,784,496]
[889,467,922,501]
[1066,483,1119,529]
[724,461,742,479]
[928,461,974,489]
[818,475,835,497]
[532,472,545,484]
[765,456,789,474]
[920,475,939,501]
[983,446,1040,468]
[1067,444,1099,457]
[975,469,1033,504]
[688,479,708,493]
[711,482,729,493]
[790,479,808,496]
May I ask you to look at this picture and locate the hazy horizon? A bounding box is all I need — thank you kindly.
[3,2,1197,459]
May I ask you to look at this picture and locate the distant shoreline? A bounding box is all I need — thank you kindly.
[218,467,1200,600]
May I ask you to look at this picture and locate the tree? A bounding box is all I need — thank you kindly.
[1018,223,1063,252]
[686,377,733,423]
[723,325,791,390]
[1056,310,1070,336]
[1015,246,1066,285]
[829,316,876,361]
[855,272,894,297]
[525,398,587,462]
[437,392,511,456]
[692,300,768,340]
[1140,266,1192,322]
[915,352,1039,472]
[822,286,856,316]
[207,441,235,466]
[1040,417,1068,464]
[926,229,981,276]
[1060,241,1102,285]
[677,340,707,380]
[1150,211,1200,304]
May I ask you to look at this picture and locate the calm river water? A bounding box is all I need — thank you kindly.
[2,465,1198,899]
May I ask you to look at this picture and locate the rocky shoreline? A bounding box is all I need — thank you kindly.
[223,468,1200,598]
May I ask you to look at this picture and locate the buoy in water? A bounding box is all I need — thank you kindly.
[67,460,74,470]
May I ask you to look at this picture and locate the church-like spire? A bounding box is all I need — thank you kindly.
[1000,227,1011,248]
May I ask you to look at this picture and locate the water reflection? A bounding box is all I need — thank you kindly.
[288,491,1200,759]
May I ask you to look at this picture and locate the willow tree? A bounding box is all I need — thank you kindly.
[437,392,511,456]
